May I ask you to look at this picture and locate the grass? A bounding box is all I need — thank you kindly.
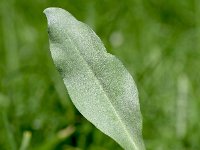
[0,0,200,149]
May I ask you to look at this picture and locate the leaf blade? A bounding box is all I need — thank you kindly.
[44,7,145,150]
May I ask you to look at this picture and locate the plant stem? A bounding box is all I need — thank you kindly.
[19,131,32,150]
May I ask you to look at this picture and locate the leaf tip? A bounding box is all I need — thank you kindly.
[43,7,77,29]
[43,7,61,15]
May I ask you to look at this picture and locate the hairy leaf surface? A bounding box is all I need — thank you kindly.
[44,7,145,150]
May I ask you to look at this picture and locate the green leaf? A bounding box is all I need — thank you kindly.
[44,7,145,150]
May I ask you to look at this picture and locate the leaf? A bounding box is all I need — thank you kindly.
[44,7,145,150]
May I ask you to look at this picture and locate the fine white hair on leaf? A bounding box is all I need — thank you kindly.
[44,7,145,150]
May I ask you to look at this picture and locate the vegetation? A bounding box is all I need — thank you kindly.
[0,0,199,150]
[45,7,145,150]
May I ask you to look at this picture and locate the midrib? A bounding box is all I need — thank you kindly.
[64,31,138,150]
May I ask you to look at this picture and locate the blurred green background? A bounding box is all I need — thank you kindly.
[0,0,200,150]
